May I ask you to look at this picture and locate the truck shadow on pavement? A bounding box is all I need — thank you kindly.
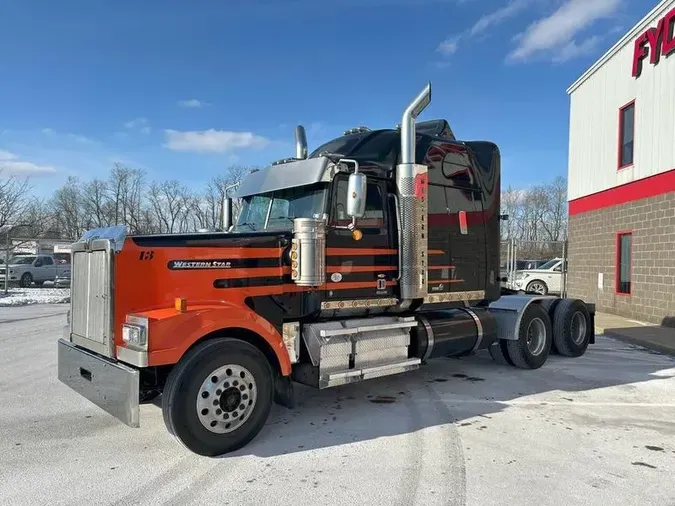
[225,337,675,459]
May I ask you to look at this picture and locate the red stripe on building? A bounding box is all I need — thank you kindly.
[568,168,675,216]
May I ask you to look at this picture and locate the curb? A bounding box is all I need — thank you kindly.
[602,329,675,358]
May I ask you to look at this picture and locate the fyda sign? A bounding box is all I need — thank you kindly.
[632,7,675,78]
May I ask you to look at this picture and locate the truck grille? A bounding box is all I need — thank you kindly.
[69,240,115,357]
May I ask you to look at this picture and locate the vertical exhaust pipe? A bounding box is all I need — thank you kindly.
[400,83,431,165]
[221,183,239,232]
[396,82,432,306]
[295,125,308,159]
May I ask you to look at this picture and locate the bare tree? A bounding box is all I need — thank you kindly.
[147,180,192,234]
[80,178,111,230]
[0,171,30,229]
[51,176,85,240]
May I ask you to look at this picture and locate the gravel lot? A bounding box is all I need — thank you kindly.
[1,304,674,506]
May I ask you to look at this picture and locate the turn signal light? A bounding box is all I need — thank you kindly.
[352,229,363,241]
[291,251,298,260]
[174,298,187,312]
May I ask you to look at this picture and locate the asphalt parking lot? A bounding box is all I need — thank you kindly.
[1,304,674,506]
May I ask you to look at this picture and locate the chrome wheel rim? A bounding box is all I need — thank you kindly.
[526,317,546,356]
[196,364,257,434]
[528,282,546,294]
[571,311,587,345]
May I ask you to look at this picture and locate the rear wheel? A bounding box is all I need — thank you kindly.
[552,298,591,357]
[162,338,274,456]
[506,303,552,369]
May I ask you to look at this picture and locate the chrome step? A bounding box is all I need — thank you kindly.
[319,358,421,389]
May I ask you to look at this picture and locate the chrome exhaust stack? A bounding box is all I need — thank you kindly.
[295,125,308,160]
[396,82,431,305]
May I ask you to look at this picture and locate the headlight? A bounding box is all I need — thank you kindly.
[122,324,147,348]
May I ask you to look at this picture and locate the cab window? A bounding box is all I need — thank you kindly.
[330,177,385,228]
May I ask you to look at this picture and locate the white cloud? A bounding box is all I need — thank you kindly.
[0,149,57,176]
[0,149,17,161]
[125,117,149,129]
[164,129,270,153]
[470,0,532,36]
[437,36,460,56]
[124,117,151,134]
[67,133,96,144]
[177,99,211,108]
[507,0,620,62]
[42,128,55,136]
[437,0,533,57]
[551,36,602,63]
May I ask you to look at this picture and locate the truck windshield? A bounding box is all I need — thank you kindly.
[235,184,326,232]
[9,256,36,265]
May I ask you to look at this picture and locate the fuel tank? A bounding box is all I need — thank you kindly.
[410,307,497,360]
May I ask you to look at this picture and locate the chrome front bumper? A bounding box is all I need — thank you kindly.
[57,338,140,427]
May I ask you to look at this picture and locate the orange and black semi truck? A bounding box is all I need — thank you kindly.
[57,83,595,456]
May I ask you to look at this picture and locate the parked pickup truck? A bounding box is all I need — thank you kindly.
[0,254,70,287]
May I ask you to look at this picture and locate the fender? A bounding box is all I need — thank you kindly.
[126,303,292,374]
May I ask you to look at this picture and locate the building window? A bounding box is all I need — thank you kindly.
[618,101,635,169]
[616,231,632,295]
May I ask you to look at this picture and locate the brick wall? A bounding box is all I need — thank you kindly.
[567,192,675,325]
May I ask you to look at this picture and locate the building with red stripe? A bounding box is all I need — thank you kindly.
[566,0,675,324]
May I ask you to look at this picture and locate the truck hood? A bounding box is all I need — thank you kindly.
[79,225,292,252]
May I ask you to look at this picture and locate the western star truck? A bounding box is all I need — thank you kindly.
[57,83,595,456]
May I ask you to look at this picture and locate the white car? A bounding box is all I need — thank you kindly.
[511,258,567,295]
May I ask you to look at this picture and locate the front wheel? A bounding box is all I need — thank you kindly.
[525,280,548,295]
[20,273,33,287]
[506,303,552,369]
[162,338,274,457]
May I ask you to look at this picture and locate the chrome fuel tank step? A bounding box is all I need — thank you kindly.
[298,316,419,389]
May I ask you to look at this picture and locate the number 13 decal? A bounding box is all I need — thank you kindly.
[139,250,155,261]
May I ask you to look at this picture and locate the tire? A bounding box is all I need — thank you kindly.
[540,298,562,355]
[20,273,33,288]
[525,279,548,295]
[162,338,274,457]
[488,340,511,365]
[506,303,552,369]
[552,298,591,357]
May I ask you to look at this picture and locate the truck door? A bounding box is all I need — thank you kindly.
[32,256,48,282]
[41,256,56,281]
[324,175,396,303]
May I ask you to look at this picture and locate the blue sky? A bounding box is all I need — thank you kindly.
[0,0,649,197]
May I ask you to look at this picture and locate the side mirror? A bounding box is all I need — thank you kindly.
[347,172,367,219]
[34,260,42,267]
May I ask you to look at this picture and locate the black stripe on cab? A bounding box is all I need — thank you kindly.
[214,275,292,289]
[326,255,397,267]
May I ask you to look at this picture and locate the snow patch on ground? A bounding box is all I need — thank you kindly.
[0,288,70,306]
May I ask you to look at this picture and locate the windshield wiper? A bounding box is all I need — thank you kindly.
[237,222,257,230]
[271,216,296,223]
